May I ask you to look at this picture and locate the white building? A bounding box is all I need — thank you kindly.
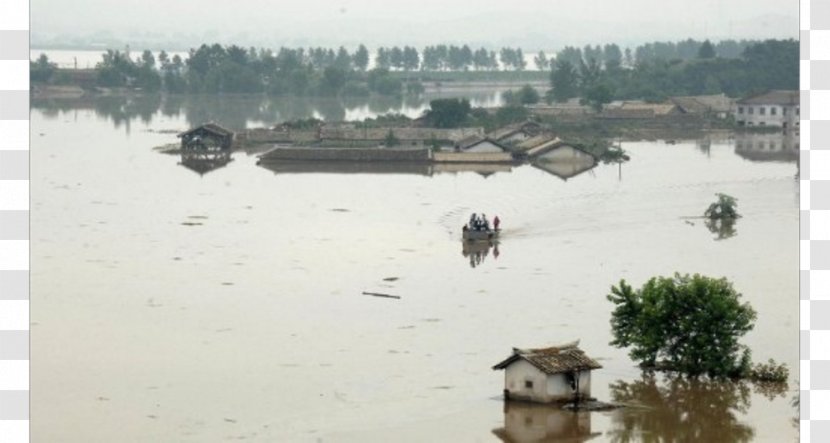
[492,343,602,403]
[734,90,800,129]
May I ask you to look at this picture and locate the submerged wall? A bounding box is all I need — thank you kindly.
[258,147,432,163]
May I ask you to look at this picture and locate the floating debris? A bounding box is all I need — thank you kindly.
[362,291,401,300]
[382,277,399,282]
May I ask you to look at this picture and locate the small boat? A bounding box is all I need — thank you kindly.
[463,228,499,241]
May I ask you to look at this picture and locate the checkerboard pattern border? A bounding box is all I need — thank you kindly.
[801,1,830,441]
[0,0,29,441]
[0,1,822,442]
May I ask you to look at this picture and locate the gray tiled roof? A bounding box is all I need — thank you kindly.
[493,345,602,374]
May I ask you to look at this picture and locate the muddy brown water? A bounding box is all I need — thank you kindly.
[31,103,798,442]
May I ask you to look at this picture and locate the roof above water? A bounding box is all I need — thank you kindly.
[737,90,799,106]
[492,343,602,374]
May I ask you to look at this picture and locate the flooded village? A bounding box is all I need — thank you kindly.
[29,3,800,441]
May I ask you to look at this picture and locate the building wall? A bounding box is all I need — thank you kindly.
[537,145,594,163]
[504,360,592,403]
[433,152,513,163]
[465,140,507,153]
[734,104,800,128]
[259,147,432,163]
[504,360,550,402]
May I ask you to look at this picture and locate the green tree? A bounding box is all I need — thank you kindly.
[353,44,369,71]
[533,51,549,71]
[334,46,352,70]
[549,59,579,102]
[698,39,717,59]
[607,273,756,378]
[517,84,540,104]
[705,193,740,219]
[320,66,347,95]
[424,98,471,128]
[581,82,614,112]
[383,129,399,147]
[367,68,402,95]
[30,53,57,83]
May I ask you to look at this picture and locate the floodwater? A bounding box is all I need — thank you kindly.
[31,98,798,442]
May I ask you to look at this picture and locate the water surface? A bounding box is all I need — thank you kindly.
[31,103,798,442]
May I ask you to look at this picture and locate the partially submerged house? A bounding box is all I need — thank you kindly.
[600,101,683,119]
[670,94,735,119]
[178,123,234,151]
[457,137,512,153]
[487,121,543,145]
[437,137,515,163]
[733,90,800,129]
[493,343,602,403]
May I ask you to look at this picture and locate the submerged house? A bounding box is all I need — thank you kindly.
[178,123,234,151]
[733,90,800,129]
[487,121,543,145]
[456,137,512,153]
[493,343,601,403]
[670,94,735,119]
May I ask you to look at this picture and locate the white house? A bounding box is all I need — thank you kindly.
[492,343,602,403]
[733,90,800,129]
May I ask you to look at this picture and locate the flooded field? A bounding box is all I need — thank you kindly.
[31,100,798,442]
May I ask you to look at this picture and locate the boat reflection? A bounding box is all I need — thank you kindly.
[462,240,499,268]
[608,374,755,443]
[492,401,599,443]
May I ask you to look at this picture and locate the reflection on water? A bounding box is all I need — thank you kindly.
[179,150,233,176]
[462,240,500,268]
[492,402,598,443]
[532,159,598,181]
[32,90,506,130]
[704,217,738,241]
[257,160,526,179]
[734,131,799,162]
[31,105,799,442]
[608,374,755,443]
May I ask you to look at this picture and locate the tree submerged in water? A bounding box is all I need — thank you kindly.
[607,273,756,378]
[705,193,740,219]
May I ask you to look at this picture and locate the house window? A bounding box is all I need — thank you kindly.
[738,107,744,114]
[796,107,800,116]
[748,107,754,115]
[524,380,533,389]
[771,107,777,115]
[783,108,789,115]
[759,107,766,115]
[759,122,766,126]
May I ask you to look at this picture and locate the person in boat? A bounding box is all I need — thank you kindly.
[493,215,500,231]
[469,213,477,230]
[481,214,490,231]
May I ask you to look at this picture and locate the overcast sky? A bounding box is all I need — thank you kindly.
[31,0,799,50]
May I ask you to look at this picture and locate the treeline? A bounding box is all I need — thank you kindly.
[553,38,762,69]
[549,39,798,109]
[31,38,794,101]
